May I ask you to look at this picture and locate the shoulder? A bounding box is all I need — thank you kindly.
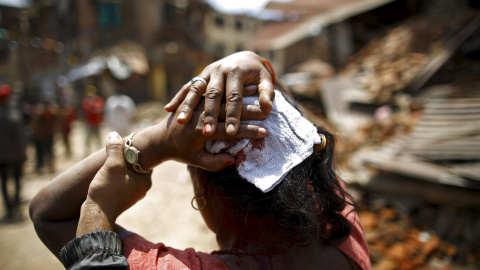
[123,234,229,270]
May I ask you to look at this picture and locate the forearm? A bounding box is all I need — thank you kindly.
[30,123,167,255]
[76,201,115,237]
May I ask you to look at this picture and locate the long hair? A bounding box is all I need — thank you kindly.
[205,126,357,245]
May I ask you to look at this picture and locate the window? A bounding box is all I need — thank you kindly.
[164,2,177,24]
[98,1,122,28]
[235,20,243,31]
[214,15,224,27]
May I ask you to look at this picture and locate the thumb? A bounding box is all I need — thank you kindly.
[104,131,125,167]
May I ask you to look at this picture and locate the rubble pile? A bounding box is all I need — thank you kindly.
[343,7,476,103]
[359,200,480,270]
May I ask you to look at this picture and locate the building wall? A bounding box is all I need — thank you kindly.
[258,30,331,75]
[203,10,259,57]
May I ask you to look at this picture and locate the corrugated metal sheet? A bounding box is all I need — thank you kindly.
[359,89,480,189]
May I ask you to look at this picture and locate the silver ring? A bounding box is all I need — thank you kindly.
[191,77,207,86]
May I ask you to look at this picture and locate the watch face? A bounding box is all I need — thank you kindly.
[125,148,138,164]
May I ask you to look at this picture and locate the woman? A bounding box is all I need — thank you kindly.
[29,52,370,269]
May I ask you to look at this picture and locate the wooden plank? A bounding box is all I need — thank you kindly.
[363,173,480,207]
[361,154,471,187]
[407,15,480,92]
[423,108,480,114]
[450,163,480,182]
[425,98,480,107]
[421,114,480,121]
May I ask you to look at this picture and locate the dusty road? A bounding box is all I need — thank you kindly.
[0,121,217,269]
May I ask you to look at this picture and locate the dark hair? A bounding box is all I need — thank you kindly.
[205,127,357,245]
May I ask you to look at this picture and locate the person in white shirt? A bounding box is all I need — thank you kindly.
[104,93,136,137]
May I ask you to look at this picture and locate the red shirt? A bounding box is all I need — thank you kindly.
[82,96,104,127]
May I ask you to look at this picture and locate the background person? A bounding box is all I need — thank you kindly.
[104,92,136,137]
[82,85,105,156]
[0,84,27,219]
[31,100,58,174]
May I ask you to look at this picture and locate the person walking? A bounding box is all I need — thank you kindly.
[0,84,27,219]
[104,93,136,137]
[31,100,58,174]
[81,85,105,156]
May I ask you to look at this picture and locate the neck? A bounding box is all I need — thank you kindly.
[214,212,296,253]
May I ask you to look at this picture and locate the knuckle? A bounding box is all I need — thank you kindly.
[205,88,222,100]
[226,92,242,103]
[189,85,202,95]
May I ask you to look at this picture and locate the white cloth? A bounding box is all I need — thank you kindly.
[206,90,320,192]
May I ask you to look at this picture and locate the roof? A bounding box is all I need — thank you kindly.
[253,0,396,51]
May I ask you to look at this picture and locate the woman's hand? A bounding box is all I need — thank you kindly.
[77,132,152,236]
[158,97,268,172]
[164,51,275,136]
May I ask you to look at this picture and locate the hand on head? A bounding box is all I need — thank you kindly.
[160,97,268,172]
[164,51,275,136]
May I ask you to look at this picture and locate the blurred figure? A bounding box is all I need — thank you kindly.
[31,100,58,174]
[59,104,76,158]
[0,84,27,219]
[104,93,136,137]
[81,85,104,156]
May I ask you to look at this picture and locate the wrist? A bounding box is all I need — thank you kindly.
[77,200,115,236]
[124,124,167,170]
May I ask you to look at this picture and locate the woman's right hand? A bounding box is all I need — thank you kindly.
[158,96,268,172]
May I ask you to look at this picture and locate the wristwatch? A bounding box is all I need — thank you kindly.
[124,132,152,175]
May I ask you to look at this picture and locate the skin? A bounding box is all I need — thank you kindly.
[29,98,268,256]
[165,51,275,136]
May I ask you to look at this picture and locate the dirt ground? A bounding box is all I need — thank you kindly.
[0,121,218,270]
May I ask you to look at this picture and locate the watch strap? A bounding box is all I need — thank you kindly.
[124,132,152,175]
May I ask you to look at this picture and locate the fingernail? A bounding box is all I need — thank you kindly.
[258,127,267,136]
[225,161,234,166]
[204,123,212,134]
[178,112,186,120]
[226,124,236,134]
[164,103,170,109]
[107,132,120,141]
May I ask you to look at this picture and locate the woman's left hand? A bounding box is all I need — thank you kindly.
[77,132,152,236]
[164,51,275,137]
[158,97,268,172]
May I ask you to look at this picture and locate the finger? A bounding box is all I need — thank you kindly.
[104,132,125,168]
[243,85,258,96]
[194,152,236,172]
[258,71,275,116]
[209,123,267,141]
[217,104,268,122]
[203,73,224,136]
[177,79,207,124]
[224,72,244,135]
[164,82,190,112]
